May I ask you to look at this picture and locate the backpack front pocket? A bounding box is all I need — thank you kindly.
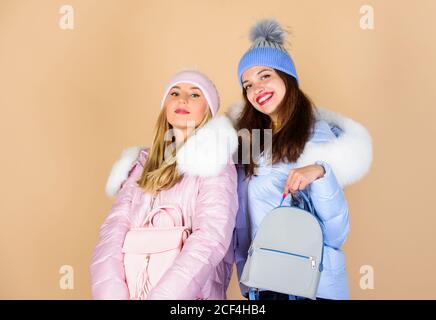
[249,247,317,295]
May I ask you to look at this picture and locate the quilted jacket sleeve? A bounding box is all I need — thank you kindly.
[147,163,238,300]
[89,162,140,299]
[309,160,350,250]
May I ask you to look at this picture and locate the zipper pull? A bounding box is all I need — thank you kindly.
[310,257,316,270]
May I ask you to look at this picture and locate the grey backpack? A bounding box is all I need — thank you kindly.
[240,191,324,300]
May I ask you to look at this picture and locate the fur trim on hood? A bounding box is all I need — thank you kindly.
[226,102,373,187]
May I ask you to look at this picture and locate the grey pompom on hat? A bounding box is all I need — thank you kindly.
[249,19,287,51]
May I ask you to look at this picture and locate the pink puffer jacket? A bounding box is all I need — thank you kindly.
[90,116,239,300]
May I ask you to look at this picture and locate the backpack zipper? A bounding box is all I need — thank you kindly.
[259,247,317,270]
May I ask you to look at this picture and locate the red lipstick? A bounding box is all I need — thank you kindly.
[256,92,274,106]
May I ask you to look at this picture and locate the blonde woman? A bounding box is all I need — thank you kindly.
[90,70,238,299]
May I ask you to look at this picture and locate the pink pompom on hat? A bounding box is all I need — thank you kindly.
[160,70,220,117]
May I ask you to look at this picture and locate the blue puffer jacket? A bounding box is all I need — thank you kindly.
[232,107,372,300]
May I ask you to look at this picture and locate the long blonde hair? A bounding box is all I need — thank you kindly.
[137,107,213,194]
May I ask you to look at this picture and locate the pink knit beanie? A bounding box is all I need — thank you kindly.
[160,70,220,117]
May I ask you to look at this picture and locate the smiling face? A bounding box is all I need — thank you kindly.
[242,66,286,121]
[163,82,208,130]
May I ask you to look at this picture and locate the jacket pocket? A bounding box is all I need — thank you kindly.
[249,247,318,293]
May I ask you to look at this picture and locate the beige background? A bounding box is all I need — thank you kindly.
[1,0,435,299]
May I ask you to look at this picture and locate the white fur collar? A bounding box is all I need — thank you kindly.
[226,103,373,187]
[297,107,372,187]
[105,146,144,197]
[105,115,238,197]
[176,115,239,177]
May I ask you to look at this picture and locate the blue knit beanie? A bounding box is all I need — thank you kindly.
[237,19,298,86]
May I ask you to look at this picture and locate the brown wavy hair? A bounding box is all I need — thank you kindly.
[236,70,316,177]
